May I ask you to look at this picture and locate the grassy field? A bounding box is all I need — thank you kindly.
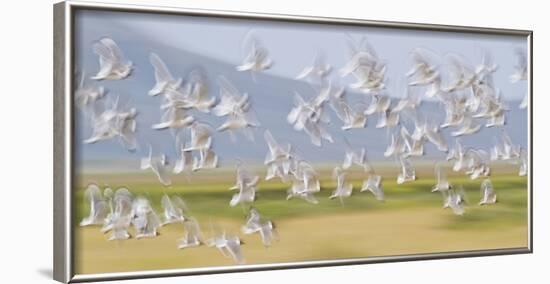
[73,164,528,275]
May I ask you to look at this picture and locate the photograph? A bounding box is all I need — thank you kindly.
[68,4,530,278]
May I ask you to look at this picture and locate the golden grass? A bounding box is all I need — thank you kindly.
[75,207,527,274]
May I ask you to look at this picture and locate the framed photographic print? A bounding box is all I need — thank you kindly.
[53,1,533,282]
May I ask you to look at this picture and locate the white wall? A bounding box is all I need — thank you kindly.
[0,0,546,283]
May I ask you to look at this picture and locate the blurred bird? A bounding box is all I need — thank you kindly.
[236,32,272,80]
[83,97,138,151]
[330,88,367,130]
[407,48,440,86]
[173,135,194,175]
[450,113,481,137]
[183,122,213,152]
[192,148,219,171]
[140,146,171,186]
[342,138,371,171]
[108,214,132,241]
[102,187,133,234]
[229,163,259,207]
[475,50,499,81]
[340,36,386,93]
[80,184,108,226]
[178,217,203,249]
[183,70,217,113]
[148,52,183,96]
[443,53,476,92]
[75,71,107,111]
[286,179,319,204]
[91,37,132,80]
[479,179,497,205]
[510,48,528,83]
[464,149,491,180]
[207,230,245,264]
[397,157,416,184]
[160,194,189,226]
[241,208,277,247]
[384,131,406,158]
[447,139,467,172]
[441,186,466,215]
[518,148,528,177]
[361,173,384,201]
[286,161,321,204]
[329,167,353,203]
[131,197,161,239]
[287,86,333,146]
[214,76,259,140]
[432,164,451,192]
[152,107,195,130]
[296,52,332,82]
[364,95,391,116]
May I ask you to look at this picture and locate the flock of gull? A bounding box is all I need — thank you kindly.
[77,33,529,264]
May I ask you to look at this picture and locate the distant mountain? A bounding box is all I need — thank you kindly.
[74,20,528,172]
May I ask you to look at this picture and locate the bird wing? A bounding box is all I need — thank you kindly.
[217,76,240,98]
[160,194,175,217]
[296,66,314,80]
[212,95,235,117]
[184,218,201,239]
[153,159,172,186]
[226,238,244,264]
[84,183,101,200]
[243,209,261,233]
[330,95,352,123]
[263,130,281,155]
[426,127,448,151]
[100,37,124,61]
[92,40,114,65]
[149,53,175,84]
[172,196,189,216]
[401,157,415,176]
[304,120,322,147]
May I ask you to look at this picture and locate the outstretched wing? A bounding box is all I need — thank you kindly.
[100,37,124,61]
[149,52,175,83]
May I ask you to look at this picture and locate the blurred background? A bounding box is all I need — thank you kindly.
[73,9,529,275]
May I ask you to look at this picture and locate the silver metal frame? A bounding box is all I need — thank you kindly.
[53,1,533,283]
